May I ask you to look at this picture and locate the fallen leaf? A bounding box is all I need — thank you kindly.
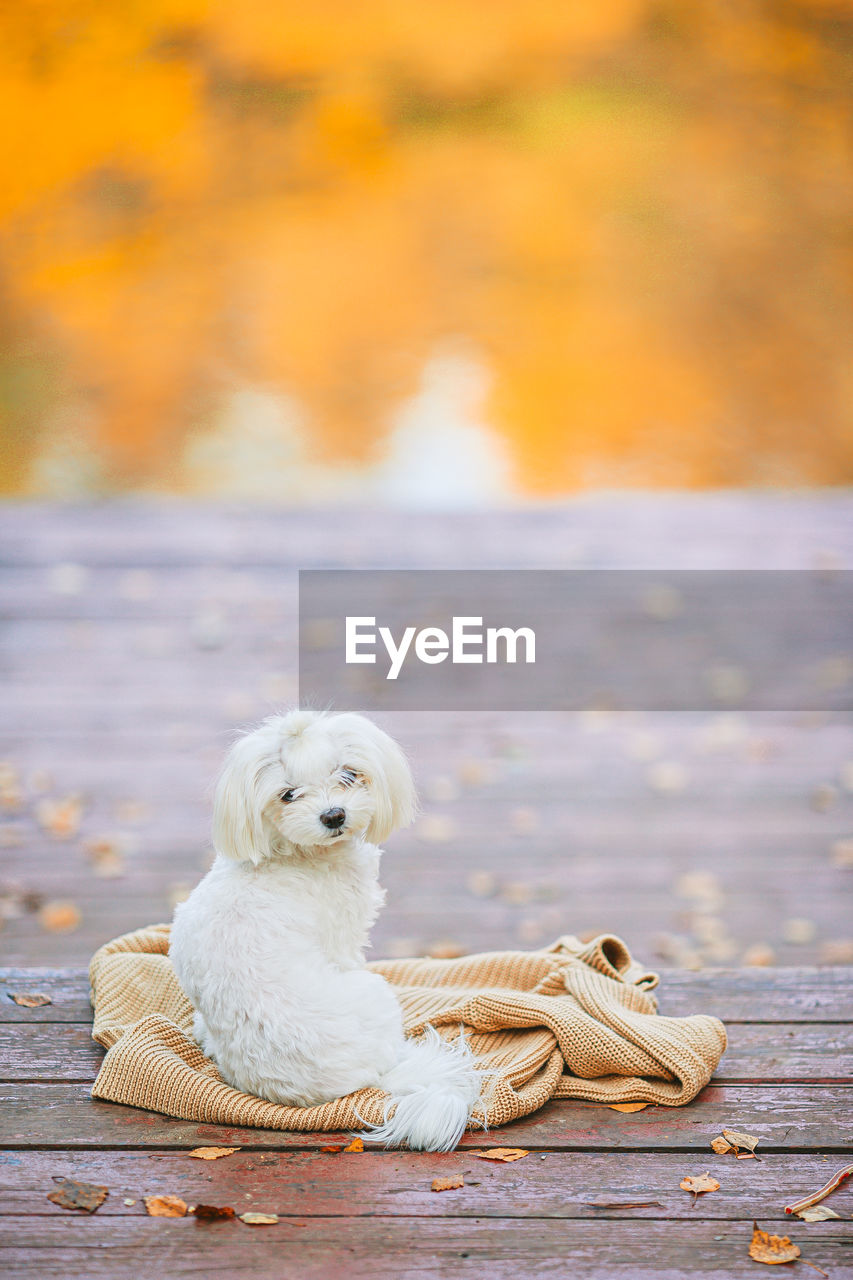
[144,1195,187,1217]
[192,1203,236,1221]
[722,1128,760,1154]
[320,1145,343,1154]
[477,1149,529,1163]
[427,938,466,959]
[188,1147,240,1161]
[38,901,81,934]
[343,1138,364,1153]
[47,1177,108,1213]
[795,1206,840,1222]
[123,1198,136,1206]
[608,1102,649,1113]
[680,1173,720,1205]
[36,795,83,840]
[9,992,51,1008]
[711,1136,734,1155]
[240,1212,279,1225]
[432,1175,464,1192]
[749,1221,800,1265]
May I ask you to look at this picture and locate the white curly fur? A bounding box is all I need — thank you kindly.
[169,709,484,1151]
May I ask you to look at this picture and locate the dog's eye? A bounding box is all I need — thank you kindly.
[280,789,297,803]
[339,768,359,787]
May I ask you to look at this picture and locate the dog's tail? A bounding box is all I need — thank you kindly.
[361,1026,486,1152]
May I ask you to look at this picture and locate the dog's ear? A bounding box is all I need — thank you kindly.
[334,713,417,844]
[212,731,273,864]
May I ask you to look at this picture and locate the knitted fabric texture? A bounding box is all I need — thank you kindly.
[88,924,726,1132]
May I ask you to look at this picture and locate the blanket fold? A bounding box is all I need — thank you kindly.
[88,924,726,1133]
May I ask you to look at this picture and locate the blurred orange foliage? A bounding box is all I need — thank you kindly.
[0,0,851,494]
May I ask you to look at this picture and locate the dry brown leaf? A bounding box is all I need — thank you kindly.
[343,1137,364,1152]
[432,1175,464,1192]
[722,1128,760,1154]
[477,1148,529,1162]
[192,1203,236,1220]
[9,992,51,1008]
[680,1173,720,1205]
[749,1222,800,1265]
[188,1147,240,1161]
[37,795,83,840]
[240,1212,279,1225]
[320,1145,343,1153]
[144,1195,188,1217]
[711,1136,734,1155]
[47,1177,108,1213]
[38,901,81,934]
[795,1206,840,1222]
[608,1102,649,1113]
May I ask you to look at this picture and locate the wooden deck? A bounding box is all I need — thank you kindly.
[0,495,852,971]
[1,964,851,1278]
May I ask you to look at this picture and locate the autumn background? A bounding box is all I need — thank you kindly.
[2,0,852,497]
[0,1,851,971]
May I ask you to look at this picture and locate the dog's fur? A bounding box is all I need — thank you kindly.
[169,709,484,1150]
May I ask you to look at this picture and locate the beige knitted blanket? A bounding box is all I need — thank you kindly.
[89,924,726,1133]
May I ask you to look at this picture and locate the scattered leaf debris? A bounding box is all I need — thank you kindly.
[38,900,81,934]
[711,1128,760,1158]
[749,1222,801,1265]
[47,1177,108,1213]
[320,1145,343,1154]
[680,1173,720,1206]
[796,1206,840,1222]
[608,1102,650,1113]
[240,1212,279,1225]
[192,1203,236,1221]
[188,1147,240,1161]
[144,1195,188,1217]
[432,1174,464,1192]
[9,992,51,1007]
[477,1148,529,1163]
[343,1138,364,1153]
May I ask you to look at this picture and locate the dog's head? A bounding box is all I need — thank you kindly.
[212,709,417,864]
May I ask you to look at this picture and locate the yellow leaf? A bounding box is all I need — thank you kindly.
[680,1173,720,1204]
[9,992,51,1007]
[432,1175,464,1191]
[144,1195,187,1217]
[188,1147,240,1160]
[240,1212,279,1225]
[749,1222,800,1265]
[608,1102,649,1113]
[343,1137,364,1152]
[477,1148,529,1162]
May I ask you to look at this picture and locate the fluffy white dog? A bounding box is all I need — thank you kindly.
[170,709,484,1151]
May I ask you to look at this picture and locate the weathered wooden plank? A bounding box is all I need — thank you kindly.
[0,1084,849,1152]
[1,1022,850,1085]
[1,494,849,568]
[0,1216,850,1280]
[2,969,852,1025]
[0,1149,842,1221]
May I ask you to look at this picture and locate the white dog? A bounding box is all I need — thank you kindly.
[169,709,483,1151]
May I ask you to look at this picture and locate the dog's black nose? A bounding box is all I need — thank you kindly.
[320,807,346,830]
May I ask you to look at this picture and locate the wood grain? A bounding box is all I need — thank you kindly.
[1,1216,850,1280]
[2,968,851,1025]
[1,1022,850,1084]
[1,1083,850,1152]
[0,1149,842,1220]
